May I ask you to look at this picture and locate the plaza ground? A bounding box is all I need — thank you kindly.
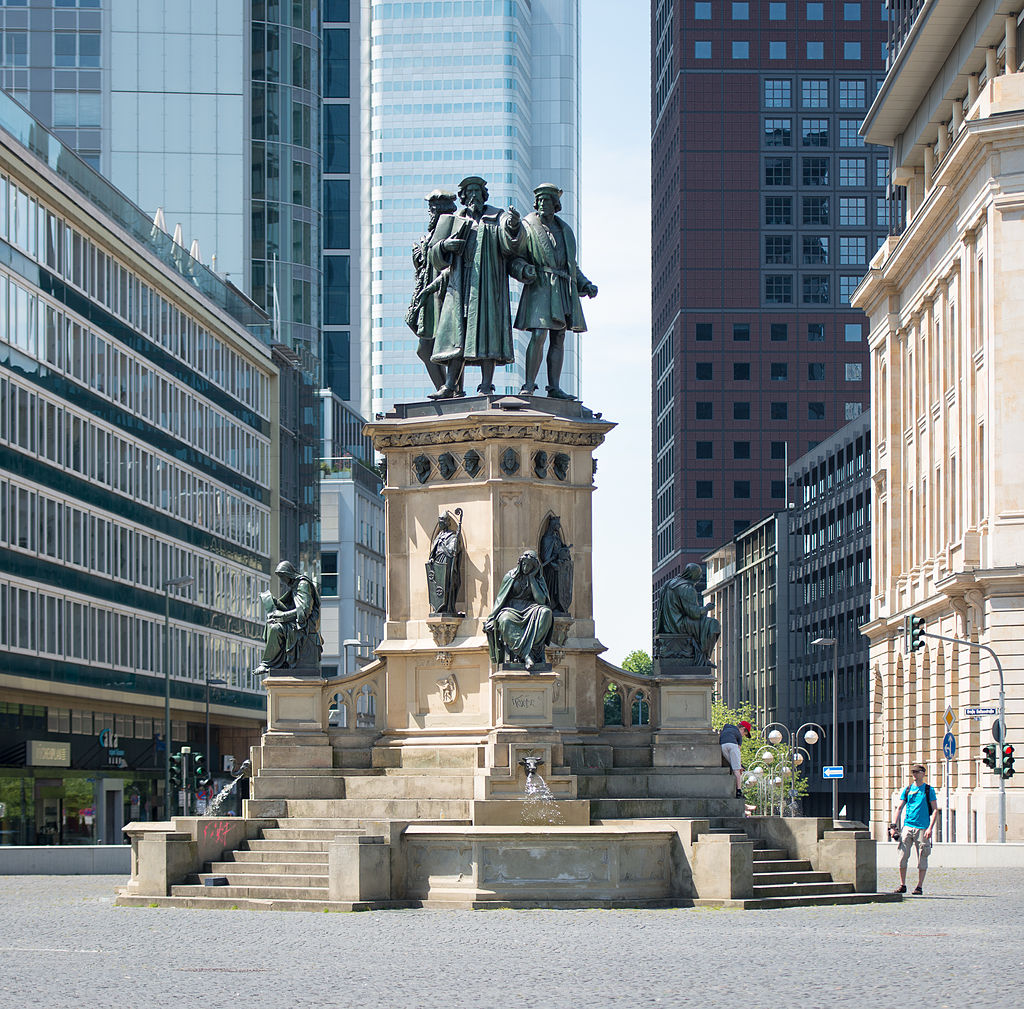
[1,869,1021,1008]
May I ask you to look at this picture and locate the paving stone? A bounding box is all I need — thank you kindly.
[0,869,1020,1008]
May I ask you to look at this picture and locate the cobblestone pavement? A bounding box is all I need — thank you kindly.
[1,870,1021,1008]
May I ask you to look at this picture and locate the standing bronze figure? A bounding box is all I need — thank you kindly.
[538,515,573,614]
[407,189,457,392]
[514,183,597,400]
[427,176,526,398]
[257,561,323,674]
[484,550,554,670]
[426,509,463,616]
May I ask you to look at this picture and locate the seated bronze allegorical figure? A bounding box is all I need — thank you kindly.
[655,562,721,667]
[257,561,323,675]
[484,549,554,671]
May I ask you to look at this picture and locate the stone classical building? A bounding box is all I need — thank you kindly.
[0,92,277,841]
[855,0,1024,840]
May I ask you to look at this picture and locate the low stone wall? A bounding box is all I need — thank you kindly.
[876,841,1024,868]
[0,844,131,875]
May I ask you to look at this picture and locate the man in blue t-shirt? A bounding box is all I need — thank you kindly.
[891,763,938,895]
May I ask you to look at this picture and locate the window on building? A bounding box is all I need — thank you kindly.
[696,322,713,341]
[839,276,860,303]
[733,1,750,16]
[802,157,830,186]
[839,157,866,186]
[839,79,867,107]
[802,79,828,108]
[770,41,787,59]
[765,275,793,304]
[696,441,713,459]
[803,275,830,304]
[734,480,752,498]
[844,2,861,17]
[845,402,864,419]
[808,402,826,420]
[876,155,889,187]
[734,362,751,380]
[321,552,338,596]
[696,362,713,380]
[876,196,890,226]
[770,323,788,341]
[771,401,789,419]
[55,31,100,67]
[839,119,865,146]
[765,235,793,264]
[807,42,824,60]
[808,322,825,341]
[696,481,713,498]
[733,41,750,58]
[845,323,863,341]
[4,30,26,66]
[802,235,829,263]
[771,362,788,381]
[770,2,787,16]
[771,441,787,459]
[771,479,786,498]
[802,118,829,146]
[802,196,829,225]
[734,401,751,419]
[839,235,866,264]
[839,197,866,225]
[696,401,713,419]
[765,158,792,185]
[733,323,751,341]
[807,1,824,17]
[696,520,714,539]
[845,363,863,381]
[808,362,826,379]
[764,118,792,146]
[765,196,793,224]
[765,79,792,108]
[733,441,751,459]
[695,0,712,14]
[844,42,862,60]
[695,40,712,57]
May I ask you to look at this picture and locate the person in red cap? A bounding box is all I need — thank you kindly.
[719,720,753,798]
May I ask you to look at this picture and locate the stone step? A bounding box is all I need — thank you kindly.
[244,838,334,853]
[751,849,790,861]
[261,827,363,840]
[197,872,329,889]
[752,870,833,885]
[115,893,409,912]
[696,892,902,910]
[589,796,744,819]
[248,798,474,819]
[752,881,856,898]
[170,884,330,900]
[576,770,735,799]
[207,860,327,875]
[751,859,814,873]
[251,773,476,801]
[229,849,330,865]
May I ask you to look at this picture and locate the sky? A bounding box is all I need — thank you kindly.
[579,1,654,664]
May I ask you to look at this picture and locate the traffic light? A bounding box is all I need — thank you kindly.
[983,744,998,772]
[169,751,185,789]
[192,751,209,787]
[1001,744,1015,779]
[905,614,925,652]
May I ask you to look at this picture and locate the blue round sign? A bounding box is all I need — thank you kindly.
[943,731,956,760]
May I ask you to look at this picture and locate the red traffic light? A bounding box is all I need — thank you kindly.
[1004,744,1015,756]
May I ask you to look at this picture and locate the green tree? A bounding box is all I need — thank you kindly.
[621,650,652,676]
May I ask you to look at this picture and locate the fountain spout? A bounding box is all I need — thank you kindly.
[518,755,544,777]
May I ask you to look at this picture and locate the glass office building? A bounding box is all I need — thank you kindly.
[0,90,276,839]
[367,0,582,411]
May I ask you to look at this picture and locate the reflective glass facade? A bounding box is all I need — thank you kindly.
[367,0,582,411]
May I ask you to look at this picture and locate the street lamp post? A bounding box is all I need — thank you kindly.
[812,635,839,822]
[205,675,228,771]
[163,576,194,820]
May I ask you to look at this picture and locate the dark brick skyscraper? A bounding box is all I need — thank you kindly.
[651,1,889,591]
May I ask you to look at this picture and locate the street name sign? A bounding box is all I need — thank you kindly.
[965,706,997,716]
[823,766,845,779]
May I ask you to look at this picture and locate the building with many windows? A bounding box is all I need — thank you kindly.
[0,92,278,842]
[855,0,1024,841]
[367,0,583,411]
[651,0,888,596]
[0,0,322,569]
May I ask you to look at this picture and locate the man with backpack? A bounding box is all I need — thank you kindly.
[891,763,938,894]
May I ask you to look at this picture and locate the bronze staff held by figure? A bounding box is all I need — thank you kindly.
[514,182,597,400]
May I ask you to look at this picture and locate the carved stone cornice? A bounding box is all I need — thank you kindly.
[372,424,609,450]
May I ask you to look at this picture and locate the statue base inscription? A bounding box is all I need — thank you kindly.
[492,670,557,727]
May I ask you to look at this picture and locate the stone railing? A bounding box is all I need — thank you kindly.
[599,664,658,728]
[323,660,386,736]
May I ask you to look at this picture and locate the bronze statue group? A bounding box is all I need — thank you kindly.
[406,176,598,401]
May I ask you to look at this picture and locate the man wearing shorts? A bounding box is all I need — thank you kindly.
[720,720,752,798]
[892,763,937,894]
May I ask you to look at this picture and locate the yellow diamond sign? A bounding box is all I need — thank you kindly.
[944,705,956,729]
